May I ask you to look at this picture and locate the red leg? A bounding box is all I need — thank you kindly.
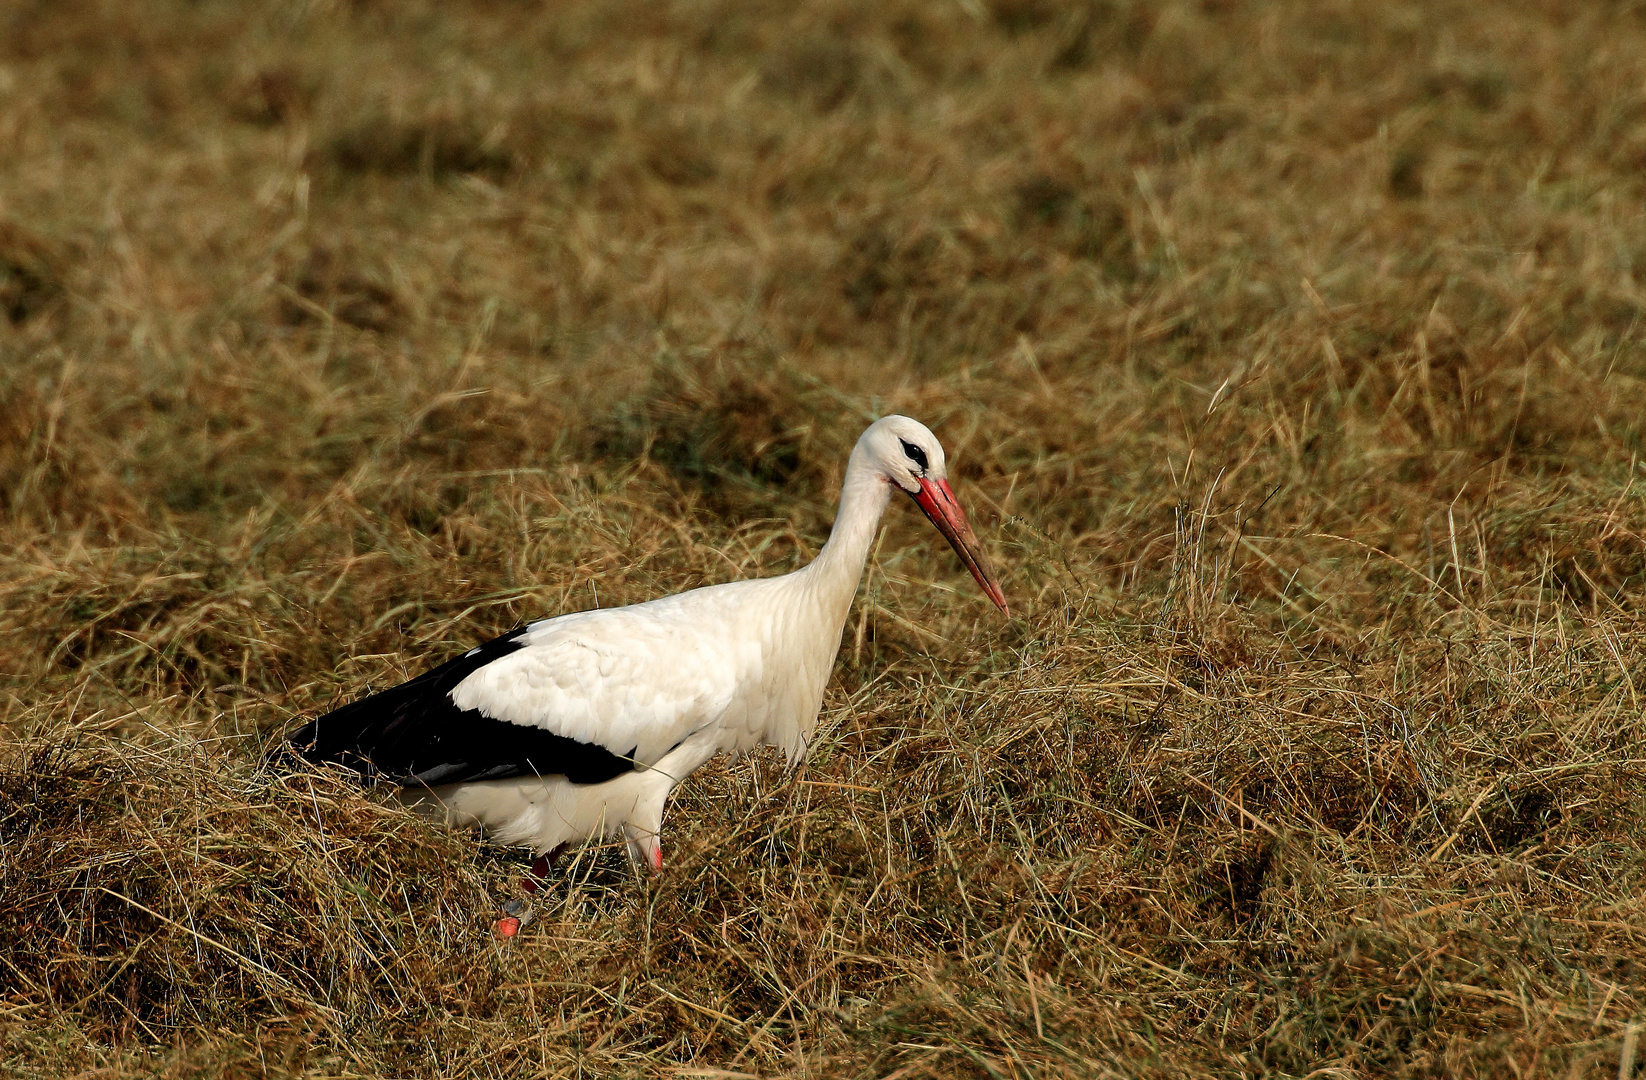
[497,844,569,938]
[520,843,567,895]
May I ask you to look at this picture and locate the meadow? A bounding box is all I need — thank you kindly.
[2,0,1645,1075]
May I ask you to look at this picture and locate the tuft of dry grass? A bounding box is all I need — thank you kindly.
[2,0,1645,1075]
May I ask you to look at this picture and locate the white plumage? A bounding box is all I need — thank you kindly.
[286,415,1007,873]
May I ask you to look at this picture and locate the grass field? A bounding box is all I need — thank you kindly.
[3,0,1646,1075]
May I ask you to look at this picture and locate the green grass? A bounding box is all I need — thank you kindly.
[2,0,1645,1075]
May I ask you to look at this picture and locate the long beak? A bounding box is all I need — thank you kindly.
[907,477,1010,616]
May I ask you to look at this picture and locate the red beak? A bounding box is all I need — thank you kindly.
[908,477,1010,616]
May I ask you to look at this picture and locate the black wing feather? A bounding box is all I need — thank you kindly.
[283,628,637,787]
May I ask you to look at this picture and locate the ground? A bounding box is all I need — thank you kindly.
[1,1,1645,1076]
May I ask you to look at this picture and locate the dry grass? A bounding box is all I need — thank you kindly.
[2,0,1645,1075]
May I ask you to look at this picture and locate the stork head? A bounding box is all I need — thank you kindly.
[859,416,1010,615]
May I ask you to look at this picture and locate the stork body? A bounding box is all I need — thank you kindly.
[286,415,1007,869]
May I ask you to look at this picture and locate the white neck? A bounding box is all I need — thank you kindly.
[799,444,894,622]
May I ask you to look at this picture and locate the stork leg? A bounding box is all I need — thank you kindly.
[624,824,664,873]
[621,766,683,874]
[520,843,567,895]
[495,844,568,939]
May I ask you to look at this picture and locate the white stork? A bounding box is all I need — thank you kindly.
[286,415,1007,918]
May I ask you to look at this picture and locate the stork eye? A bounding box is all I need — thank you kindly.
[898,439,929,472]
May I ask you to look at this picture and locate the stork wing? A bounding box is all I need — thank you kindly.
[286,601,753,788]
[450,605,750,762]
[284,628,631,787]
